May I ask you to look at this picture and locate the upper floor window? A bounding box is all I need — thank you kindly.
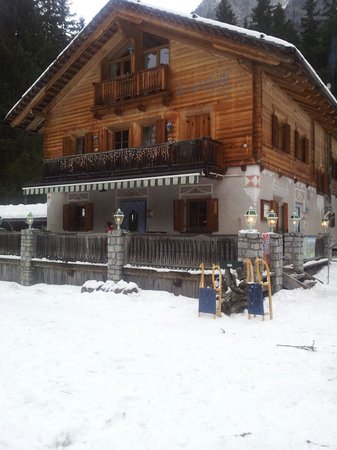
[272,114,290,153]
[115,129,129,149]
[294,130,309,163]
[142,125,156,146]
[143,32,169,69]
[109,56,131,79]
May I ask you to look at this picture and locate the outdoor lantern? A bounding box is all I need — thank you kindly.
[113,208,124,230]
[267,209,278,232]
[321,212,330,231]
[244,206,258,231]
[290,211,300,233]
[26,212,34,229]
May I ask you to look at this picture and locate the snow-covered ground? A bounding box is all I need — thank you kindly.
[1,264,337,450]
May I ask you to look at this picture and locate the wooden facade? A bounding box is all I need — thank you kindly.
[5,0,337,238]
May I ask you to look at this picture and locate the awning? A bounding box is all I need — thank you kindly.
[23,173,201,195]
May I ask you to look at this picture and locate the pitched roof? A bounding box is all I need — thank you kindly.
[4,0,337,135]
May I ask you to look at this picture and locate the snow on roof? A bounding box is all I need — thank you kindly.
[0,204,47,220]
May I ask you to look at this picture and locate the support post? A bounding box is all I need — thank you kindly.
[284,232,304,273]
[107,229,126,282]
[20,229,36,286]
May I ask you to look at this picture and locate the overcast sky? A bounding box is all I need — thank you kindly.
[71,0,201,22]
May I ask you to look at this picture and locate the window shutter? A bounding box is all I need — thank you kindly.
[84,132,93,153]
[101,59,109,81]
[155,119,166,144]
[272,114,279,148]
[99,129,111,152]
[199,114,210,137]
[173,199,185,232]
[206,198,218,232]
[63,204,70,231]
[323,173,329,195]
[84,203,94,231]
[281,202,288,233]
[284,124,291,153]
[294,130,300,159]
[62,137,74,156]
[304,138,309,164]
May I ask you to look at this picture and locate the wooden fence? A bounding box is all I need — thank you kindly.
[125,234,238,269]
[0,232,21,256]
[34,232,108,264]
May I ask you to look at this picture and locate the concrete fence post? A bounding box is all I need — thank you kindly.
[107,229,126,282]
[268,233,283,293]
[237,231,263,262]
[20,229,36,286]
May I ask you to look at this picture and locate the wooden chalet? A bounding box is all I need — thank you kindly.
[5,0,337,239]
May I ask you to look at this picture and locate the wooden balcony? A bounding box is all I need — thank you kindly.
[42,138,224,183]
[93,65,170,114]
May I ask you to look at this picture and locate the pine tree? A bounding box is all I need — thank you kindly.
[216,0,237,25]
[0,0,83,203]
[272,3,299,46]
[299,0,322,70]
[249,0,273,35]
[320,0,337,95]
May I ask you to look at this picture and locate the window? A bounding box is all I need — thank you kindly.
[272,114,290,153]
[115,130,129,149]
[76,137,85,155]
[142,125,156,146]
[294,130,309,163]
[143,32,169,69]
[109,57,131,79]
[63,203,93,232]
[173,198,218,233]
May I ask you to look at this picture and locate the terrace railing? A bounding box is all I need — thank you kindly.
[34,232,108,264]
[0,232,21,256]
[42,138,223,183]
[94,65,169,107]
[125,234,238,269]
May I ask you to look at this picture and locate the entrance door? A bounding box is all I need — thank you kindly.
[120,199,147,233]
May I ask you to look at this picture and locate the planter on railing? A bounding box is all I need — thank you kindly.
[42,138,223,182]
[94,64,169,106]
[125,234,238,269]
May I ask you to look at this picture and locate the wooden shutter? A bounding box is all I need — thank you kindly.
[199,114,210,137]
[84,132,93,153]
[63,204,77,231]
[294,130,300,159]
[323,173,329,195]
[84,203,94,231]
[62,137,74,156]
[173,199,185,232]
[281,202,288,233]
[101,59,109,81]
[155,119,166,144]
[284,124,291,153]
[304,138,309,164]
[206,198,219,232]
[272,114,279,148]
[99,129,112,152]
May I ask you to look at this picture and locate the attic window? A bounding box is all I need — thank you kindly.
[143,32,169,69]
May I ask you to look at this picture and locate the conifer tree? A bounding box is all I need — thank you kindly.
[250,0,273,35]
[272,3,299,46]
[299,0,322,70]
[320,0,337,95]
[216,0,237,26]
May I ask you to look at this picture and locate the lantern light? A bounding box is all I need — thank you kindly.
[290,211,300,233]
[113,208,125,230]
[244,206,258,231]
[266,209,278,232]
[26,212,34,229]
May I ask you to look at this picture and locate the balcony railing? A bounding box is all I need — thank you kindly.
[42,138,223,183]
[94,65,169,107]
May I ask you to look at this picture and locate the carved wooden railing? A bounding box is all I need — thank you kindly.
[34,232,108,264]
[125,234,238,269]
[94,65,169,106]
[42,138,223,182]
[0,232,21,256]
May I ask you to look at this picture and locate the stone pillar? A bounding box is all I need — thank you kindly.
[284,233,304,273]
[237,231,263,261]
[20,229,36,286]
[107,229,126,282]
[268,233,283,293]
